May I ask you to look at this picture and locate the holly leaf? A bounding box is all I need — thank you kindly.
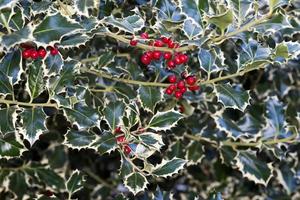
[235,151,273,185]
[215,84,250,111]
[154,0,185,22]
[119,154,134,178]
[63,103,100,130]
[124,172,148,195]
[276,164,297,195]
[198,48,219,73]
[0,107,16,135]
[138,132,164,152]
[9,171,28,198]
[138,86,162,113]
[205,8,233,34]
[183,18,202,39]
[91,131,117,155]
[185,141,204,165]
[33,13,82,44]
[0,70,13,95]
[152,157,186,177]
[28,60,45,100]
[229,0,253,26]
[31,168,66,190]
[148,110,183,131]
[44,53,63,75]
[75,0,95,16]
[104,15,144,33]
[0,132,24,158]
[0,0,17,9]
[103,100,125,130]
[20,107,47,146]
[1,27,32,48]
[181,0,202,23]
[0,49,22,84]
[66,170,84,196]
[64,130,96,149]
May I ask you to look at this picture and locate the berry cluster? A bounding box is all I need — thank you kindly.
[165,73,200,99]
[22,45,59,60]
[114,127,131,155]
[131,33,189,69]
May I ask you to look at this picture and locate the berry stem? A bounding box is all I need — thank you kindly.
[0,98,58,108]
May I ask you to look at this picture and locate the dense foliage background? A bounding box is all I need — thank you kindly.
[0,0,299,199]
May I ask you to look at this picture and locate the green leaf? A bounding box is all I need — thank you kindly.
[139,132,164,152]
[205,8,233,34]
[119,154,133,178]
[0,132,24,158]
[124,172,148,195]
[186,141,204,165]
[60,33,90,48]
[91,131,117,155]
[63,103,100,129]
[103,100,125,130]
[75,0,95,16]
[215,84,250,111]
[1,27,32,48]
[167,140,185,159]
[66,170,84,196]
[44,53,63,75]
[230,0,252,26]
[65,130,96,149]
[274,43,289,59]
[28,60,45,100]
[33,168,66,190]
[138,86,162,113]
[276,164,297,195]
[152,157,186,177]
[20,107,47,146]
[148,110,183,131]
[0,0,17,9]
[198,48,219,73]
[0,70,13,95]
[9,8,24,31]
[181,0,202,25]
[33,13,82,44]
[219,146,237,166]
[104,15,144,33]
[154,0,185,22]
[0,107,16,135]
[183,18,202,39]
[0,49,22,83]
[235,151,273,185]
[269,0,288,11]
[9,171,28,198]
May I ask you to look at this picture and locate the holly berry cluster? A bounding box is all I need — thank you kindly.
[22,45,59,60]
[165,73,200,99]
[114,127,131,155]
[130,33,189,69]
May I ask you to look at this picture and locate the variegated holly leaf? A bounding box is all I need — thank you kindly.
[153,0,185,22]
[8,171,28,198]
[219,146,237,166]
[138,86,162,113]
[63,103,100,130]
[276,164,298,195]
[138,132,164,152]
[235,151,273,185]
[66,170,84,197]
[0,132,24,158]
[125,102,140,128]
[60,33,90,48]
[28,60,45,100]
[148,110,183,131]
[119,154,133,178]
[1,26,32,48]
[215,84,250,111]
[9,8,25,31]
[65,130,96,149]
[103,100,125,130]
[152,157,186,177]
[0,70,13,95]
[0,107,16,135]
[183,18,202,39]
[20,107,47,146]
[104,15,144,33]
[273,43,289,60]
[269,0,289,11]
[154,186,173,200]
[205,7,233,34]
[229,0,253,26]
[0,0,18,9]
[33,13,82,44]
[181,0,202,24]
[185,141,204,165]
[44,53,63,75]
[124,172,148,195]
[74,0,95,16]
[0,49,22,84]
[91,131,117,155]
[198,48,219,73]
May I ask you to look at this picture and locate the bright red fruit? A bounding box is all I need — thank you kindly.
[174,56,182,65]
[186,76,197,86]
[141,54,151,65]
[181,71,188,79]
[145,51,153,59]
[154,40,164,47]
[152,51,162,60]
[169,84,176,91]
[177,80,185,89]
[180,87,187,93]
[130,39,138,46]
[50,47,59,55]
[140,32,149,39]
[115,127,122,134]
[117,135,125,143]
[165,88,173,95]
[168,41,175,48]
[38,48,47,58]
[124,145,131,154]
[174,91,183,99]
[161,36,170,44]
[167,60,176,69]
[163,52,172,60]
[22,49,31,59]
[30,50,39,59]
[179,54,188,63]
[188,85,200,91]
[168,74,177,83]
[179,105,185,113]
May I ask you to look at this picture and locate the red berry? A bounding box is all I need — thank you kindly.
[152,51,162,60]
[161,36,170,44]
[180,87,187,93]
[22,49,31,59]
[186,76,197,86]
[140,32,149,39]
[174,56,182,65]
[117,135,125,143]
[174,91,183,99]
[154,40,164,47]
[179,54,188,63]
[165,88,173,95]
[174,43,180,48]
[145,51,153,59]
[30,50,39,59]
[130,39,138,46]
[115,127,122,134]
[188,85,200,91]
[167,60,176,69]
[50,47,59,56]
[141,54,151,65]
[179,105,185,113]
[168,41,175,48]
[181,71,188,79]
[168,74,177,83]
[38,48,47,58]
[169,84,176,91]
[124,145,131,154]
[163,52,172,60]
[177,80,185,89]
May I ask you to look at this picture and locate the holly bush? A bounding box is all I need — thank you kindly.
[0,0,299,199]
